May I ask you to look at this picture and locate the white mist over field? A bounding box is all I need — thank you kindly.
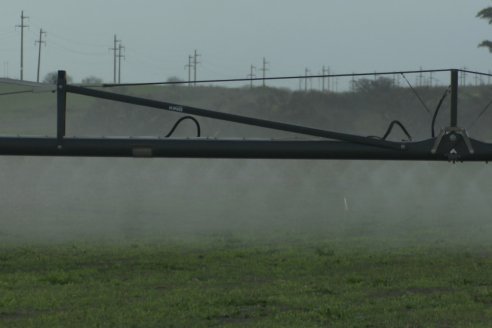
[0,157,490,246]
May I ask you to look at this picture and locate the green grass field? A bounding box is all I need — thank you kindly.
[2,236,492,327]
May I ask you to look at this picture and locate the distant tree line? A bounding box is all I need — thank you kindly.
[42,71,103,85]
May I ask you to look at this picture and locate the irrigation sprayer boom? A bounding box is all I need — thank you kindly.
[0,69,490,162]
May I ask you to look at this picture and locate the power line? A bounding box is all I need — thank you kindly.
[3,61,9,78]
[49,39,106,56]
[35,28,46,83]
[16,10,29,81]
[103,68,455,88]
[0,32,17,42]
[48,31,108,48]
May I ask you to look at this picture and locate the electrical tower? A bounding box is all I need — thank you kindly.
[321,66,330,91]
[247,65,256,88]
[35,29,46,83]
[185,55,193,86]
[417,67,424,87]
[16,10,29,80]
[393,74,400,87]
[117,43,125,84]
[460,67,467,86]
[193,49,200,86]
[304,68,310,92]
[260,57,269,87]
[110,35,121,83]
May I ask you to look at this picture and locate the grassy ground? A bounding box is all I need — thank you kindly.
[2,236,492,327]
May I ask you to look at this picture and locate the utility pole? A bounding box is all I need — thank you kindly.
[393,74,400,87]
[193,49,200,86]
[247,65,256,88]
[304,68,310,92]
[327,68,333,92]
[17,10,29,80]
[418,67,424,87]
[117,43,125,84]
[260,57,269,87]
[185,55,193,86]
[110,34,120,83]
[35,29,46,83]
[321,66,330,92]
[461,67,467,86]
[321,66,325,91]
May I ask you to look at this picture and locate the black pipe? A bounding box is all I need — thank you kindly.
[0,136,487,161]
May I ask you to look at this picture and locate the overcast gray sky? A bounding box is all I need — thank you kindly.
[1,0,492,84]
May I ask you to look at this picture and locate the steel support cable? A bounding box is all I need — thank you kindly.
[0,90,35,96]
[101,69,453,88]
[467,97,492,130]
[0,89,56,96]
[460,71,492,130]
[400,73,431,115]
[459,69,492,78]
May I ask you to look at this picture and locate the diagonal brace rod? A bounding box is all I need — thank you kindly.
[65,83,403,150]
